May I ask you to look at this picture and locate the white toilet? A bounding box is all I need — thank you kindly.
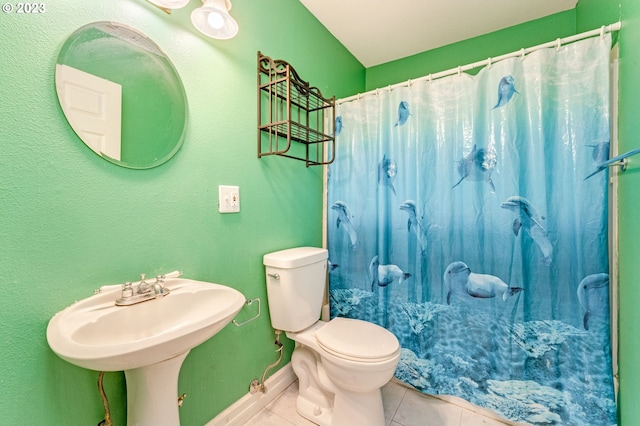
[263,247,401,426]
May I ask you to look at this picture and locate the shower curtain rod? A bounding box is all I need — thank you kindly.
[337,21,621,105]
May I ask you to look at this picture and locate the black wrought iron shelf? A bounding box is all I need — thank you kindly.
[258,51,335,167]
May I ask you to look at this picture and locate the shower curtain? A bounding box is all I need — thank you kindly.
[327,35,616,425]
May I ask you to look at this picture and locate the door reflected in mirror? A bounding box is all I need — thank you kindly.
[55,22,188,169]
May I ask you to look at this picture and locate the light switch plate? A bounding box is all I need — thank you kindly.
[218,185,240,213]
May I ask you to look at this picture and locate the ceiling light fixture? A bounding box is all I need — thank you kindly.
[146,0,190,13]
[191,0,239,40]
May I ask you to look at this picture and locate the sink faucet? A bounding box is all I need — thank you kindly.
[116,272,176,306]
[136,274,152,294]
[136,274,168,298]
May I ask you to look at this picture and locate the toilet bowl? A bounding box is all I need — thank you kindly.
[286,318,400,426]
[286,317,400,426]
[263,247,401,426]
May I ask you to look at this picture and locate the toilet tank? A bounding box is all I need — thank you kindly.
[263,247,328,332]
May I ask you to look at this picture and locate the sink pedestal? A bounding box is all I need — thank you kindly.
[125,351,190,426]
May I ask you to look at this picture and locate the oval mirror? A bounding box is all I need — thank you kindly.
[55,22,188,169]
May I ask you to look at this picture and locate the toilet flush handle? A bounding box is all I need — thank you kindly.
[267,273,280,280]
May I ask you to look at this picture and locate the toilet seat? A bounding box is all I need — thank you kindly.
[315,317,400,362]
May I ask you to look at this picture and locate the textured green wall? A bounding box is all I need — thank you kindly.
[615,0,640,420]
[4,0,636,425]
[0,0,363,424]
[365,11,577,90]
[577,0,640,423]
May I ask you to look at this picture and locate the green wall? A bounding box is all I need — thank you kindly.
[4,0,638,424]
[365,11,577,90]
[0,1,363,424]
[580,0,640,423]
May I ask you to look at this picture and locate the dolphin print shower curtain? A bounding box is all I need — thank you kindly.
[327,35,616,425]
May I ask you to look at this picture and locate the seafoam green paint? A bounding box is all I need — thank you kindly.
[6,0,639,425]
[0,0,362,424]
[365,10,577,90]
[577,0,640,424]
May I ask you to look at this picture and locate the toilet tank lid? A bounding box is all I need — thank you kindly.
[263,247,328,268]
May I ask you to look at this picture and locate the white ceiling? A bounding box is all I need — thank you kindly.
[299,0,578,67]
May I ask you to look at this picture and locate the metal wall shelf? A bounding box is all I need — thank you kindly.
[258,52,335,166]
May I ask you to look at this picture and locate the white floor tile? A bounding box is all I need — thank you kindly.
[382,381,407,425]
[460,408,517,426]
[264,382,317,426]
[460,409,513,426]
[393,390,463,426]
[244,379,519,426]
[246,409,296,426]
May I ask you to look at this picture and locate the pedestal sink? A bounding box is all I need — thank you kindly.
[46,276,245,426]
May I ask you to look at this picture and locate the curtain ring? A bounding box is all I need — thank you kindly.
[408,79,412,87]
[556,38,561,51]
[600,25,605,39]
[387,85,392,93]
[487,57,492,69]
[428,74,432,83]
[457,66,462,76]
[520,48,525,60]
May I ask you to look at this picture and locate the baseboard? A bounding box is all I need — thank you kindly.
[206,363,296,426]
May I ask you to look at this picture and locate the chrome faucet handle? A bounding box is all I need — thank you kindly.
[152,275,165,296]
[150,274,172,297]
[121,282,134,298]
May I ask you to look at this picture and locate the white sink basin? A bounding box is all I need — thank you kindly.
[47,278,245,371]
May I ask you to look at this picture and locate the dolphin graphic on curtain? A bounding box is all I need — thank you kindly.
[327,34,616,425]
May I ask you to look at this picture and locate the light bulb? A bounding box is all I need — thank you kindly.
[191,0,238,39]
[207,11,225,29]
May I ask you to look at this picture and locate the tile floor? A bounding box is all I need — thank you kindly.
[244,379,513,426]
